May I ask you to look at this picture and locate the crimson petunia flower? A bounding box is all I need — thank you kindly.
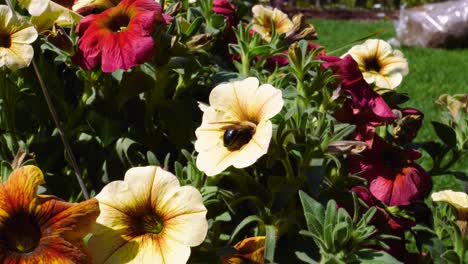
[348,136,431,206]
[0,165,100,263]
[321,55,396,147]
[74,0,165,73]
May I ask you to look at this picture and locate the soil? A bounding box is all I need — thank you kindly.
[283,7,399,20]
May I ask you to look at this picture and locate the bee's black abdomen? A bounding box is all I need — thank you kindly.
[223,127,253,151]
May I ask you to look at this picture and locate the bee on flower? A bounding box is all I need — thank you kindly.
[195,77,284,176]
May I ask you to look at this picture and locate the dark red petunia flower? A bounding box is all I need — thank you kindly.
[348,136,431,207]
[321,55,396,147]
[74,0,165,73]
[213,0,238,44]
[350,186,427,262]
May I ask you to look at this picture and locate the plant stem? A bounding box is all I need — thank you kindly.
[32,60,90,200]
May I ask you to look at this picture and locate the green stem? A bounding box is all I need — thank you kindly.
[32,60,90,200]
[241,55,250,76]
[281,155,295,181]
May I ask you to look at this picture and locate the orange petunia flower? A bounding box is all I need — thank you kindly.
[0,165,100,263]
[221,236,265,264]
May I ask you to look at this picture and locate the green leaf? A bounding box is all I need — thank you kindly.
[296,251,319,263]
[228,215,263,244]
[432,121,457,148]
[264,225,276,263]
[0,160,12,183]
[87,111,122,147]
[324,200,338,251]
[184,17,204,38]
[355,249,402,264]
[299,191,325,230]
[441,250,461,263]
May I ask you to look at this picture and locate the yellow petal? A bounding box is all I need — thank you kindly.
[374,73,402,90]
[30,1,82,32]
[96,166,157,212]
[209,77,260,121]
[157,185,207,246]
[232,120,272,168]
[88,203,130,263]
[11,26,38,44]
[249,83,283,121]
[72,0,115,11]
[379,55,408,76]
[101,234,164,264]
[362,72,377,85]
[149,167,181,211]
[432,190,468,210]
[196,143,237,176]
[2,43,34,71]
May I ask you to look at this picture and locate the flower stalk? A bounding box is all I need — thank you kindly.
[32,59,90,199]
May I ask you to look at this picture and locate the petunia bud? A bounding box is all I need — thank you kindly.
[436,94,468,121]
[187,33,214,50]
[393,108,423,145]
[283,14,317,46]
[46,24,74,54]
[287,42,301,68]
[165,1,182,17]
[327,140,368,155]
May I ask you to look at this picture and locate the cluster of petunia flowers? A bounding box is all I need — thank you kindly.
[1,0,465,263]
[0,165,208,263]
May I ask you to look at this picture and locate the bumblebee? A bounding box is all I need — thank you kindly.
[222,124,255,151]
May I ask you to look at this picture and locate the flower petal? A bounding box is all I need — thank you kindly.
[3,165,44,212]
[232,120,272,168]
[88,203,132,264]
[2,43,34,71]
[196,144,235,176]
[249,83,283,121]
[209,77,260,121]
[432,190,468,210]
[156,185,207,246]
[102,234,190,264]
[40,198,100,242]
[96,166,156,213]
[10,26,38,44]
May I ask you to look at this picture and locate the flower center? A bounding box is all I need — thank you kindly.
[364,57,381,73]
[4,213,41,253]
[0,33,11,48]
[382,152,406,169]
[141,214,164,234]
[107,14,131,32]
[222,121,256,151]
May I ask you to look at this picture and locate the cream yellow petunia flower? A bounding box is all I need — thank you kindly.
[252,4,293,42]
[88,166,208,264]
[343,39,408,90]
[0,6,38,71]
[432,190,468,236]
[195,77,284,176]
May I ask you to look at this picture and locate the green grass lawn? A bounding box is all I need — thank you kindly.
[310,19,468,192]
